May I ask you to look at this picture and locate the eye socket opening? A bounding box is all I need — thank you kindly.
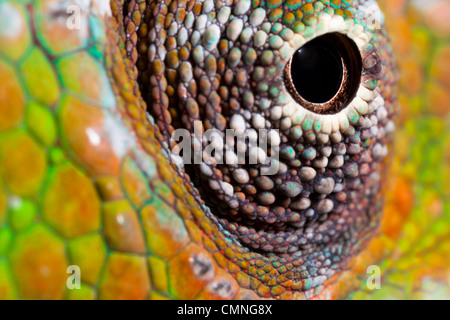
[284,32,363,115]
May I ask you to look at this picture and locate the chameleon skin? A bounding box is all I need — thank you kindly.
[0,0,445,300]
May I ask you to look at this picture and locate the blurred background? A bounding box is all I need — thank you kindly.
[346,0,450,299]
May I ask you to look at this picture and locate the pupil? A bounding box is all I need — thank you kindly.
[291,36,343,104]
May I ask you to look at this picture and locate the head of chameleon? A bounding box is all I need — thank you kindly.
[128,0,397,293]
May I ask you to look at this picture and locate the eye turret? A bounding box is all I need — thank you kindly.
[284,33,363,115]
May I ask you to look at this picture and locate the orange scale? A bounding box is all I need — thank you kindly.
[95,177,124,201]
[0,2,31,61]
[121,156,153,208]
[196,269,239,300]
[56,51,116,109]
[156,156,176,183]
[103,200,147,254]
[34,0,89,56]
[227,261,240,274]
[175,199,192,219]
[235,271,251,289]
[168,244,217,299]
[126,102,145,121]
[212,252,228,270]
[9,224,68,299]
[41,162,101,238]
[184,219,203,244]
[171,183,188,200]
[0,60,25,131]
[67,233,107,286]
[59,95,121,177]
[141,198,190,259]
[0,130,46,197]
[121,87,140,105]
[280,291,294,300]
[99,252,151,300]
[148,256,169,293]
[202,234,219,252]
[234,288,260,300]
[257,284,270,297]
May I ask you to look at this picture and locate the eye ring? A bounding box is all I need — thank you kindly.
[284,32,363,115]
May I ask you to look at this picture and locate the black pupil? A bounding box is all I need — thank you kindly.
[291,36,343,104]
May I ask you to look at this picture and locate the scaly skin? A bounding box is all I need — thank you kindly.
[0,0,447,300]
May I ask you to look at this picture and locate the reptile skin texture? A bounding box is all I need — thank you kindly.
[0,0,448,300]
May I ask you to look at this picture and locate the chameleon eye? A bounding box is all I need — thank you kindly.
[284,32,362,115]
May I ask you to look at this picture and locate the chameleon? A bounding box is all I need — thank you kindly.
[0,0,448,300]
